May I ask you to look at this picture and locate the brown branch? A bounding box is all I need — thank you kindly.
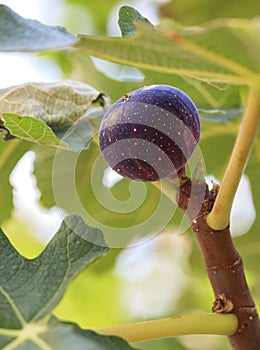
[176,178,260,350]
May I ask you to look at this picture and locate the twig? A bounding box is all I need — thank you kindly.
[206,85,260,230]
[96,313,237,342]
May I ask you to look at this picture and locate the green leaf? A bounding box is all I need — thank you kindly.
[0,215,108,329]
[0,136,31,224]
[0,81,106,128]
[0,319,137,349]
[162,0,260,26]
[175,17,260,76]
[199,107,243,122]
[118,5,153,36]
[0,216,138,349]
[0,81,109,150]
[40,319,137,350]
[0,4,77,52]
[31,145,57,208]
[59,49,240,110]
[51,116,94,152]
[76,12,259,86]
[2,114,69,148]
[57,50,145,102]
[33,142,177,249]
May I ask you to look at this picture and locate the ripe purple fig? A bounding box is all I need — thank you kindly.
[99,85,200,182]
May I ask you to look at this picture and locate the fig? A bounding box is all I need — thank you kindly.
[99,85,200,181]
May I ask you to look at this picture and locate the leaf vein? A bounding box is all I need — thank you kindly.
[0,286,26,327]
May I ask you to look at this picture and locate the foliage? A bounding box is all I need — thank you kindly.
[0,214,137,349]
[0,2,259,349]
[0,4,76,51]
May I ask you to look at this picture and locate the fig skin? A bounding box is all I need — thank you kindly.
[99,85,200,182]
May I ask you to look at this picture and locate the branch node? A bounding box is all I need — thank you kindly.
[212,294,234,314]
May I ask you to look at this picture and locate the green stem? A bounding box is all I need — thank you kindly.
[96,313,238,343]
[207,85,260,230]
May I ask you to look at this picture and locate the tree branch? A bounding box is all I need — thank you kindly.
[177,178,260,350]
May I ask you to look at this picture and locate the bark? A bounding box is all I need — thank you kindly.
[177,178,260,350]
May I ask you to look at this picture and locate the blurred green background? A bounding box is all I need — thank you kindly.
[1,1,259,349]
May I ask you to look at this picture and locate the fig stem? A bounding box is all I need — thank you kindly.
[207,85,260,230]
[96,313,238,342]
